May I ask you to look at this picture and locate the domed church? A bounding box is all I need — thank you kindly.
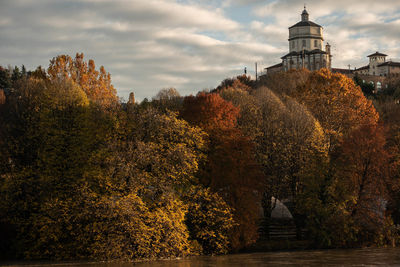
[266,7,332,74]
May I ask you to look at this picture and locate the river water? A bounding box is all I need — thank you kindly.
[3,248,400,266]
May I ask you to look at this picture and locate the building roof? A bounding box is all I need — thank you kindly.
[289,20,322,29]
[332,68,354,74]
[281,49,327,59]
[355,65,369,71]
[377,61,400,67]
[367,52,388,57]
[266,62,283,69]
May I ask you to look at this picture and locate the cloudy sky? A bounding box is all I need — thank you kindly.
[1,0,400,101]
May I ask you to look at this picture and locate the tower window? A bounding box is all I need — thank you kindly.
[314,40,317,48]
[302,40,306,47]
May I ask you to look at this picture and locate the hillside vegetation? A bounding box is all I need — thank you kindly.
[1,54,400,260]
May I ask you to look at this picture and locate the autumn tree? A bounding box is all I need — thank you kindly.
[182,92,262,250]
[334,124,391,244]
[0,74,217,259]
[152,87,182,112]
[0,76,96,259]
[47,53,118,108]
[221,85,328,239]
[215,75,254,92]
[257,69,309,96]
[265,69,395,246]
[373,97,400,228]
[0,90,5,105]
[183,186,235,255]
[290,69,378,151]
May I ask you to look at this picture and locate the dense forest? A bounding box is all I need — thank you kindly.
[1,53,400,261]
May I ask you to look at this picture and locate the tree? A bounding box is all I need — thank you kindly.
[0,75,210,259]
[0,77,95,259]
[11,66,22,83]
[47,53,118,107]
[354,74,374,96]
[183,186,235,255]
[152,87,182,112]
[257,69,309,96]
[290,69,379,151]
[182,92,262,250]
[215,75,254,92]
[297,122,392,247]
[334,124,390,243]
[0,66,11,91]
[219,87,261,140]
[0,90,5,105]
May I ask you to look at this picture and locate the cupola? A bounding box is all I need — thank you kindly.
[301,7,309,21]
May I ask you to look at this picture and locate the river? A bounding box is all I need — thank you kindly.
[3,248,400,266]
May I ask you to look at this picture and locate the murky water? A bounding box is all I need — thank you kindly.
[3,248,400,266]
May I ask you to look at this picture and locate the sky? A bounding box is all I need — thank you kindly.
[1,0,400,101]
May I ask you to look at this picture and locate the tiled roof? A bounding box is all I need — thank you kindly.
[289,21,322,29]
[281,49,327,59]
[332,68,354,74]
[266,62,283,69]
[367,52,388,57]
[356,65,369,71]
[377,61,400,67]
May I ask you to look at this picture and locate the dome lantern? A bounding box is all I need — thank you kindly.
[301,6,309,21]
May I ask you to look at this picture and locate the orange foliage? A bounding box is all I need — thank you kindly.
[0,89,5,105]
[182,92,262,250]
[292,69,379,146]
[47,53,118,107]
[216,75,253,92]
[337,124,389,232]
[183,92,239,131]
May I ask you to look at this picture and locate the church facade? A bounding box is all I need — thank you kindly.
[266,8,332,74]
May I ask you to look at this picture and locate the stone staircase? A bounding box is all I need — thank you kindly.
[258,218,298,241]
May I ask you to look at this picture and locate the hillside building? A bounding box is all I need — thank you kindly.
[354,52,400,77]
[263,7,400,93]
[266,7,332,73]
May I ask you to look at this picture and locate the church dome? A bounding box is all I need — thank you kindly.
[289,20,322,29]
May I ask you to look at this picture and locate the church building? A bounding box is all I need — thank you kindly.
[266,7,332,74]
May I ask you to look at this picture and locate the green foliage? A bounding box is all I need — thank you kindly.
[354,74,374,96]
[0,66,11,90]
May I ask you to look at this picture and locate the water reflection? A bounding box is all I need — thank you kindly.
[3,248,400,266]
[133,248,400,267]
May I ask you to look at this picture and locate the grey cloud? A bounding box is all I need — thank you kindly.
[253,0,400,68]
[1,0,400,100]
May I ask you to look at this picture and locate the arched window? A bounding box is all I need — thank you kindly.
[314,40,317,48]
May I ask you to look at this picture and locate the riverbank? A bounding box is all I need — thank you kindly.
[245,239,313,253]
[2,247,400,266]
